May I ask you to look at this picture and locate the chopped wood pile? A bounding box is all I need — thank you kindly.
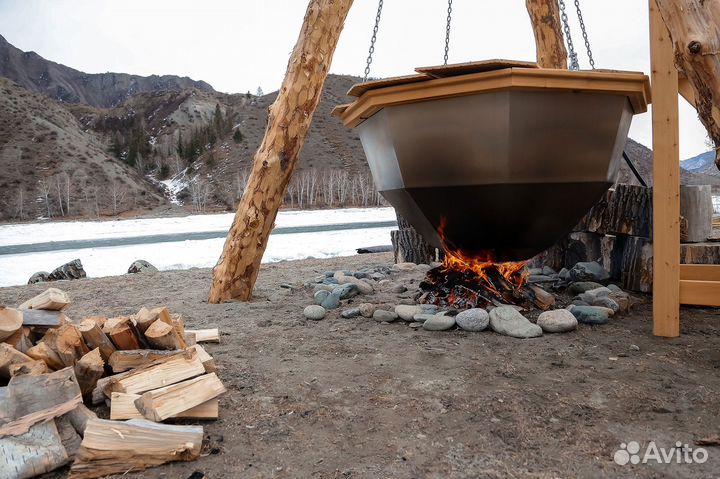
[0,288,224,479]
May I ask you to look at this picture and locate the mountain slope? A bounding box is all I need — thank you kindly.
[0,34,214,108]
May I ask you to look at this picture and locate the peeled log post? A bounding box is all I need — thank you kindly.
[209,0,354,303]
[654,0,720,169]
[526,0,569,68]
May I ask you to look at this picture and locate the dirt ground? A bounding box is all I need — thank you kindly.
[2,252,719,479]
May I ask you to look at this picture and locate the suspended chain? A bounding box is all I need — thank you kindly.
[574,0,595,69]
[558,0,579,70]
[444,0,453,65]
[363,0,384,82]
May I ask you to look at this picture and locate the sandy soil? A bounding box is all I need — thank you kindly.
[2,252,719,479]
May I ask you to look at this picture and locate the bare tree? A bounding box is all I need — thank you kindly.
[189,178,210,213]
[37,179,52,218]
[109,181,127,215]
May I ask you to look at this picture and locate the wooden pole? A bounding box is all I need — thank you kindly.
[208,0,354,302]
[650,0,681,337]
[654,0,720,169]
[526,0,568,69]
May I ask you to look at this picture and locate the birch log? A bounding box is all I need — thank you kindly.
[526,0,568,69]
[209,0,354,302]
[655,0,720,169]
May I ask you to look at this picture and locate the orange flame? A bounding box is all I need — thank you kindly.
[437,217,528,295]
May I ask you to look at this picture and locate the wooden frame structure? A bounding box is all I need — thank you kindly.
[650,0,720,337]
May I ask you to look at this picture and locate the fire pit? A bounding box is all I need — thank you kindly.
[337,60,651,262]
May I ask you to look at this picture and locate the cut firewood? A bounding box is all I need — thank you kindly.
[9,360,51,377]
[0,367,82,437]
[74,348,104,397]
[56,415,82,460]
[0,306,23,342]
[185,328,220,343]
[184,331,197,346]
[190,344,217,373]
[91,371,131,406]
[103,316,142,350]
[69,418,204,479]
[135,306,172,333]
[18,288,70,311]
[62,404,97,436]
[82,315,107,328]
[42,324,89,367]
[26,341,65,370]
[0,420,70,479]
[22,309,65,327]
[0,343,34,378]
[77,318,116,361]
[134,373,225,422]
[145,318,185,350]
[108,349,180,373]
[105,348,204,395]
[3,327,33,354]
[171,315,188,348]
[110,392,219,420]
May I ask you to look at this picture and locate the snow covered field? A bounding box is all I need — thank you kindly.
[0,208,396,287]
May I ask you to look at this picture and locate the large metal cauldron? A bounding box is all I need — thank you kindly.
[339,65,650,261]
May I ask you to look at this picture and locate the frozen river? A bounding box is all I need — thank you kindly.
[0,207,397,287]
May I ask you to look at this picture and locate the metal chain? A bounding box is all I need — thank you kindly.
[444,0,453,65]
[558,0,579,70]
[574,0,595,69]
[363,0,384,82]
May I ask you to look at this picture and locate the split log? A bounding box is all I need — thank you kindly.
[184,331,197,346]
[134,373,226,422]
[105,349,204,395]
[74,348,104,397]
[208,0,355,302]
[171,315,188,348]
[0,420,70,479]
[108,349,180,373]
[77,318,116,361]
[600,235,627,280]
[91,371,131,406]
[680,185,713,242]
[82,315,107,329]
[525,0,568,69]
[681,242,720,263]
[110,392,219,420]
[0,307,23,342]
[26,342,65,370]
[391,211,437,264]
[135,306,172,333]
[3,327,33,354]
[191,344,217,374]
[621,236,653,293]
[103,316,142,350]
[9,360,51,377]
[144,319,186,350]
[574,185,652,238]
[655,0,720,169]
[0,343,34,378]
[0,367,82,437]
[186,328,220,343]
[63,404,96,436]
[42,324,89,367]
[69,418,204,479]
[22,309,65,327]
[18,288,70,311]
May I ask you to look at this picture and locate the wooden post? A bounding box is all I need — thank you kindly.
[650,0,680,337]
[209,0,354,302]
[526,0,569,68]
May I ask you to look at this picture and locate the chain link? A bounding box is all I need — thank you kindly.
[574,0,595,69]
[558,0,579,70]
[363,0,384,82]
[444,0,453,65]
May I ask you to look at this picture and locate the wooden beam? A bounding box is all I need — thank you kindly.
[208,0,354,302]
[680,279,720,306]
[650,0,681,337]
[680,264,720,281]
[526,0,568,69]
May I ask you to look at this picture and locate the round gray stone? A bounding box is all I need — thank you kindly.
[592,296,620,313]
[373,310,398,322]
[422,314,456,331]
[536,309,578,333]
[567,305,609,325]
[314,290,330,305]
[413,313,436,323]
[341,308,361,319]
[127,260,158,274]
[489,307,543,338]
[320,291,341,310]
[359,303,376,318]
[455,308,489,332]
[568,262,609,283]
[395,305,422,321]
[303,305,326,320]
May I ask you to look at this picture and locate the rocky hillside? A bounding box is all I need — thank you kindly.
[0,34,214,108]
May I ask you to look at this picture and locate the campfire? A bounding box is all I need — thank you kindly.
[417,218,546,310]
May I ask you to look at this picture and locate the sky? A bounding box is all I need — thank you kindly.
[0,0,709,159]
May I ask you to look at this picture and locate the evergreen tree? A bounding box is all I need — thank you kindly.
[233,129,243,143]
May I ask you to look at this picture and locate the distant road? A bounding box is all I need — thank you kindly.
[0,220,398,255]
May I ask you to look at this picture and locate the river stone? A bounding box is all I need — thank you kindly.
[528,274,553,284]
[542,266,557,276]
[455,308,489,332]
[341,308,361,319]
[568,281,605,295]
[321,291,341,310]
[359,303,376,318]
[334,283,358,300]
[608,292,630,313]
[568,262,609,283]
[592,296,620,313]
[395,305,422,321]
[370,272,385,281]
[28,271,51,284]
[49,259,86,281]
[607,284,624,293]
[413,313,436,323]
[584,287,612,301]
[409,322,424,329]
[489,307,543,338]
[335,273,373,294]
[420,304,439,313]
[303,305,326,320]
[392,262,416,271]
[423,314,456,331]
[567,305,609,325]
[313,284,336,293]
[416,263,432,273]
[373,310,398,322]
[537,309,578,333]
[390,283,408,294]
[314,290,330,305]
[127,260,158,274]
[559,268,570,280]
